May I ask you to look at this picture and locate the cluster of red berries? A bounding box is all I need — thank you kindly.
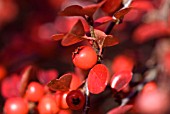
[3,46,94,114]
[4,81,86,114]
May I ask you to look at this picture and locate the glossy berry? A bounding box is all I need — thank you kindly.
[72,46,97,70]
[55,91,69,109]
[38,94,59,114]
[4,97,28,114]
[66,90,85,110]
[25,82,44,102]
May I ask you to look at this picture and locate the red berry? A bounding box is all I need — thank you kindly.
[4,97,28,114]
[38,94,59,114]
[66,90,85,110]
[1,74,20,98]
[55,91,69,109]
[25,82,44,102]
[72,46,97,70]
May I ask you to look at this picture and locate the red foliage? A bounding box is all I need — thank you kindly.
[101,0,122,14]
[47,73,72,91]
[110,71,132,92]
[87,64,109,94]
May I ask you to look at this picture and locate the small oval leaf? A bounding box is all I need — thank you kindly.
[103,35,119,47]
[101,0,122,14]
[87,64,109,94]
[19,65,33,96]
[61,33,84,46]
[94,16,115,27]
[61,20,85,46]
[52,34,65,41]
[70,20,85,36]
[47,73,72,91]
[59,5,84,16]
[110,71,132,92]
[114,7,131,19]
[83,0,106,17]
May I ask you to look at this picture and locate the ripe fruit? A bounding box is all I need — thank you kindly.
[4,97,28,114]
[38,94,59,114]
[25,82,44,102]
[55,91,69,109]
[66,90,85,110]
[1,74,20,98]
[72,46,97,70]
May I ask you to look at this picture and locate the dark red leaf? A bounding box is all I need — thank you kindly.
[83,4,100,17]
[61,20,85,46]
[107,105,133,114]
[110,71,132,92]
[59,5,84,16]
[47,73,72,91]
[94,29,119,47]
[83,0,106,17]
[103,35,119,47]
[130,1,154,12]
[94,16,115,27]
[70,20,85,36]
[19,66,33,96]
[94,29,106,38]
[101,0,122,14]
[52,34,65,41]
[87,64,109,94]
[59,1,106,17]
[61,34,84,46]
[114,7,131,19]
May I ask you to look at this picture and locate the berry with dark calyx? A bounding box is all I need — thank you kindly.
[66,90,85,110]
[72,46,97,70]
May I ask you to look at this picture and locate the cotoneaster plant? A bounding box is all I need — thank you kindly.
[2,0,170,114]
[47,0,134,113]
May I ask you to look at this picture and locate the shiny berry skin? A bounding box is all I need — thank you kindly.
[72,46,97,70]
[25,82,44,102]
[4,97,28,114]
[55,91,69,109]
[38,94,59,114]
[66,90,85,110]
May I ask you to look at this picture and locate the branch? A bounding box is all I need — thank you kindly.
[83,81,90,114]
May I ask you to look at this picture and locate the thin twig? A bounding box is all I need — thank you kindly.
[83,81,90,114]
